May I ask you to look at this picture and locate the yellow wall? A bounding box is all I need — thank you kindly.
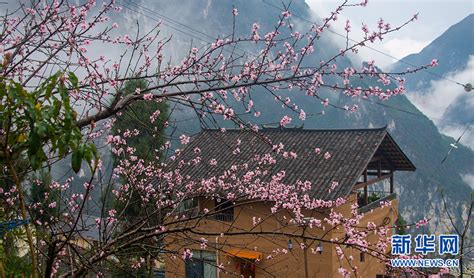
[165,194,398,277]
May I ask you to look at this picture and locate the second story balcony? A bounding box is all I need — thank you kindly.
[357,190,397,213]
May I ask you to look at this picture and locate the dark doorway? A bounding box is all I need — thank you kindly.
[240,262,256,278]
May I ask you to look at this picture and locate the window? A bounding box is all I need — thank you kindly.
[360,252,365,262]
[185,250,217,278]
[182,198,198,211]
[214,198,234,221]
[178,198,199,218]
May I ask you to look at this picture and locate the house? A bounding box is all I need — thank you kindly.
[164,127,415,277]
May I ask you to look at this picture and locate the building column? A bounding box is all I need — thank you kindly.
[364,169,368,205]
[390,169,394,194]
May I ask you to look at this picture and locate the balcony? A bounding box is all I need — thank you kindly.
[357,190,397,213]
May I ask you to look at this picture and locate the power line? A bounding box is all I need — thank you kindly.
[120,1,472,129]
[122,0,255,58]
[362,98,472,128]
[440,123,472,164]
[122,2,213,46]
[260,0,468,89]
[125,1,217,42]
[259,0,473,131]
[124,0,468,91]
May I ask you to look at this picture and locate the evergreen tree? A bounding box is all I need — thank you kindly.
[107,79,169,276]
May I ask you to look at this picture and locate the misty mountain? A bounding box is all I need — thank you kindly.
[391,14,474,92]
[443,93,474,125]
[117,0,473,233]
[391,14,474,133]
[52,0,472,232]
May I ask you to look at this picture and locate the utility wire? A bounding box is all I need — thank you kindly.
[122,2,213,46]
[122,0,255,58]
[258,0,473,128]
[121,0,472,129]
[125,0,218,42]
[440,123,472,164]
[361,98,472,128]
[260,0,468,89]
[120,0,474,135]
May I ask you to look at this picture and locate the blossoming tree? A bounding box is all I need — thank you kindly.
[0,0,438,276]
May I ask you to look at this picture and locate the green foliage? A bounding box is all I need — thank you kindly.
[368,192,380,204]
[113,79,169,217]
[0,250,32,277]
[107,80,169,275]
[112,79,169,164]
[0,72,97,172]
[0,211,31,277]
[396,213,407,235]
[110,79,169,218]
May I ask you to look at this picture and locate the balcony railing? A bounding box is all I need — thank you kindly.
[178,209,234,222]
[357,190,397,213]
[209,213,234,222]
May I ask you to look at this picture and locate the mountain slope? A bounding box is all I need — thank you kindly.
[105,0,474,232]
[390,14,474,138]
[392,14,474,92]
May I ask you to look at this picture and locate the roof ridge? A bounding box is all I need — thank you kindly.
[201,126,388,132]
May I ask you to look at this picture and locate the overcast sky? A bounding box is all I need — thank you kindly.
[306,0,474,68]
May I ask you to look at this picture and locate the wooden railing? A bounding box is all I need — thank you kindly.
[210,213,234,222]
[357,191,397,213]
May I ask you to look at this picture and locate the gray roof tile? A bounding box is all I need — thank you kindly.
[172,127,414,200]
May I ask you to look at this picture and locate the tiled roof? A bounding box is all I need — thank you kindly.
[173,127,415,200]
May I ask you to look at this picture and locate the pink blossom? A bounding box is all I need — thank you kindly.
[108,209,116,217]
[182,249,193,260]
[280,115,292,127]
[329,181,339,192]
[252,216,262,226]
[430,59,439,67]
[299,109,306,121]
[324,152,332,160]
[251,23,260,42]
[199,237,208,249]
[344,20,351,32]
[321,98,329,107]
[150,110,161,123]
[143,93,153,101]
[416,217,429,228]
[179,134,190,145]
[223,108,234,120]
[281,10,291,19]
